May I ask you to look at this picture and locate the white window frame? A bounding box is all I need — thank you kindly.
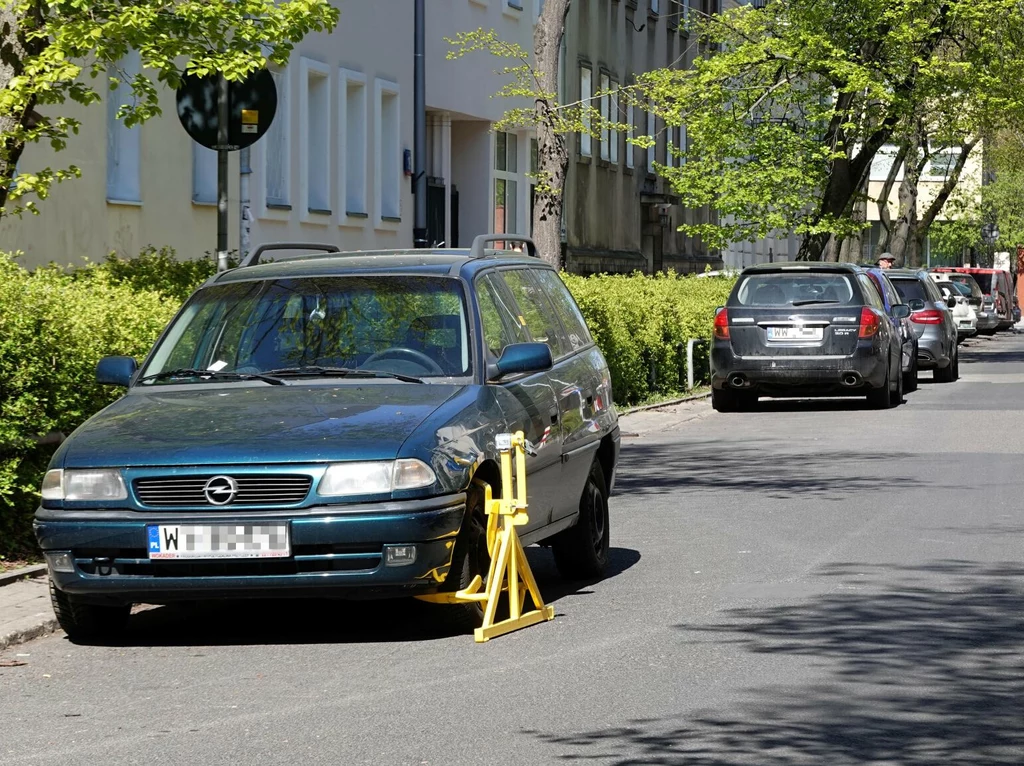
[339,68,368,226]
[625,102,635,169]
[609,82,620,165]
[600,73,610,161]
[192,143,217,205]
[374,78,402,227]
[106,50,142,204]
[493,130,521,234]
[580,65,593,158]
[646,108,656,171]
[259,66,292,220]
[300,58,331,223]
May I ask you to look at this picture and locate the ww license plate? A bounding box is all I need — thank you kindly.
[767,326,823,342]
[147,524,290,560]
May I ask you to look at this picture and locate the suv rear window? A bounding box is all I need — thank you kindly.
[944,274,984,299]
[970,273,994,293]
[732,273,857,307]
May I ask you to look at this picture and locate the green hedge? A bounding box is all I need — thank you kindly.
[0,253,178,558]
[0,252,734,559]
[562,271,735,405]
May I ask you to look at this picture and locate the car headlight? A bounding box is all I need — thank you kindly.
[41,469,128,501]
[317,459,437,497]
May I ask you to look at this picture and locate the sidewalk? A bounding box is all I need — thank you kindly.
[0,396,711,653]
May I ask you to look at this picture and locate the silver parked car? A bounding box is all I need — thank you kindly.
[886,270,959,382]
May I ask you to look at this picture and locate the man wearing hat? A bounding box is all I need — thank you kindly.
[876,253,895,269]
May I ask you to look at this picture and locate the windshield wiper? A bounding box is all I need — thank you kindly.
[263,366,424,384]
[791,299,841,306]
[138,368,285,386]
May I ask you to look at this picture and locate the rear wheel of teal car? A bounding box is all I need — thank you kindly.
[440,487,489,633]
[49,580,130,644]
[552,460,610,580]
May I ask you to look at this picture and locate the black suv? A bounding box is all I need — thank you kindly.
[711,263,909,411]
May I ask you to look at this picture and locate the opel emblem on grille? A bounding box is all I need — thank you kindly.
[203,475,238,505]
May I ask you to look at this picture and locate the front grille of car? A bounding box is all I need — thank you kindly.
[133,475,313,507]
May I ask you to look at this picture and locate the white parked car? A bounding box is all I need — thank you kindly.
[931,274,977,340]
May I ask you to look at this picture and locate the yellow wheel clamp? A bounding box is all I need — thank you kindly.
[417,431,555,642]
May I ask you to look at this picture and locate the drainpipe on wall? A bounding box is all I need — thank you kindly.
[413,0,428,248]
[240,146,252,262]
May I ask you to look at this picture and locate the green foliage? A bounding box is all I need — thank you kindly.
[88,246,219,303]
[563,272,735,406]
[639,0,1024,252]
[0,252,177,557]
[1,0,340,216]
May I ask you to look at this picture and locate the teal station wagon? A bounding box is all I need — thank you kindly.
[35,236,620,642]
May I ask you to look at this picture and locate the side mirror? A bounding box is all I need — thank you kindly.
[946,296,957,309]
[488,342,553,381]
[908,298,926,312]
[892,304,911,319]
[96,356,138,387]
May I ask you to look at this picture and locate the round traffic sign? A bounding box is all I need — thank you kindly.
[981,222,1000,245]
[176,69,277,151]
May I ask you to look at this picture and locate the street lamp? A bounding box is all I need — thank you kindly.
[981,222,999,269]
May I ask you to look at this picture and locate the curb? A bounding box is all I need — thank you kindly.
[0,617,60,652]
[621,391,711,416]
[0,564,47,588]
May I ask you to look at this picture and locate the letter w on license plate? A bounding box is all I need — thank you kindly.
[147,524,290,559]
[767,326,823,342]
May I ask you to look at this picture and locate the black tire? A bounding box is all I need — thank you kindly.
[934,354,955,382]
[552,460,610,581]
[49,580,130,644]
[952,348,960,380]
[890,358,904,407]
[904,356,918,393]
[439,488,489,633]
[712,387,755,413]
[867,362,893,409]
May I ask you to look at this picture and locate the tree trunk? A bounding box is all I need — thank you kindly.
[888,131,928,267]
[876,143,909,254]
[531,0,571,270]
[911,137,979,260]
[0,2,43,215]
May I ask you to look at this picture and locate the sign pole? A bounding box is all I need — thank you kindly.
[217,73,230,272]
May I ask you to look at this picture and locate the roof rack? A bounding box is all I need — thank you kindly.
[469,234,539,260]
[238,242,341,268]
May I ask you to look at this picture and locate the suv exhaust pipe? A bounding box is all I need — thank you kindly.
[728,374,748,388]
[840,372,861,387]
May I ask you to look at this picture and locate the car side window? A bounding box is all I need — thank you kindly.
[500,268,572,359]
[532,269,593,352]
[883,278,901,307]
[924,279,944,303]
[475,273,527,360]
[859,275,885,310]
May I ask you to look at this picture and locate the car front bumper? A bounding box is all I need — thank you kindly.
[711,344,888,396]
[35,495,467,606]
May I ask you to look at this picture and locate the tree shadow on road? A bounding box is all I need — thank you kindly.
[94,546,641,647]
[525,559,1024,765]
[613,440,932,500]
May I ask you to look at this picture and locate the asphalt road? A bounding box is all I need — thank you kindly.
[2,332,1023,766]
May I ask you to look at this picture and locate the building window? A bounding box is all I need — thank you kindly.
[600,73,611,161]
[625,102,635,168]
[650,0,660,15]
[494,130,519,234]
[680,0,691,32]
[301,59,331,215]
[507,0,523,8]
[679,123,688,164]
[580,65,592,157]
[646,108,656,170]
[529,137,539,235]
[192,144,216,204]
[375,79,401,221]
[536,0,545,19]
[665,127,674,169]
[340,70,368,218]
[106,50,141,203]
[609,81,620,165]
[265,68,291,208]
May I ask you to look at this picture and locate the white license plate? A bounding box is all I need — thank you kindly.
[147,524,290,560]
[766,326,823,342]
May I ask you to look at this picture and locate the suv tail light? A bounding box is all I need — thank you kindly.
[911,309,944,325]
[858,306,880,338]
[714,308,730,340]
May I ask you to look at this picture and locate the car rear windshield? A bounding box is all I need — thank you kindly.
[967,272,994,293]
[731,273,857,307]
[890,278,929,303]
[143,275,472,381]
[944,274,985,298]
